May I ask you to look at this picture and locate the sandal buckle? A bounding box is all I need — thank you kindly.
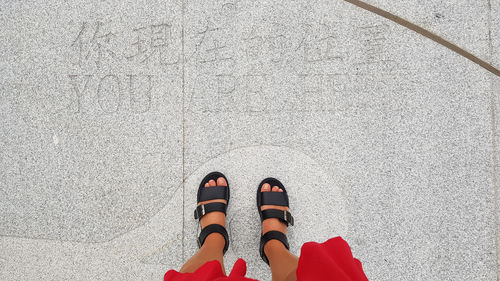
[283,210,287,221]
[194,205,206,220]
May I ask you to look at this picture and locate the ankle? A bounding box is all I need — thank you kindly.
[264,239,288,256]
[201,233,226,251]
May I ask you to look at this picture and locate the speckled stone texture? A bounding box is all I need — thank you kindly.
[492,0,500,277]
[0,0,498,280]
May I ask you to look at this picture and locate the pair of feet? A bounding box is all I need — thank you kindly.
[198,177,289,240]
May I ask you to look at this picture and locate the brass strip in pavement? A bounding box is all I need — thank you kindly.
[345,0,500,77]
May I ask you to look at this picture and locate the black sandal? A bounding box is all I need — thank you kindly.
[256,177,294,265]
[194,171,230,254]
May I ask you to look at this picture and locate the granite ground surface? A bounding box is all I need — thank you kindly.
[1,0,499,280]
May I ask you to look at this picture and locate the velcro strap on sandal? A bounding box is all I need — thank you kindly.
[199,186,229,202]
[261,209,294,226]
[261,191,288,206]
[259,231,289,265]
[198,224,230,254]
[194,202,227,220]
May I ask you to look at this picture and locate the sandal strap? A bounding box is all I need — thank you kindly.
[261,191,288,206]
[194,202,227,220]
[261,209,294,226]
[198,224,230,255]
[259,231,289,265]
[199,186,229,202]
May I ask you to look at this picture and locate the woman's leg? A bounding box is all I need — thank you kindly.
[264,240,299,281]
[260,183,299,281]
[179,177,228,275]
[179,233,226,274]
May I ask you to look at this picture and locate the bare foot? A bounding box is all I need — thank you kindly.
[198,177,227,229]
[260,183,289,235]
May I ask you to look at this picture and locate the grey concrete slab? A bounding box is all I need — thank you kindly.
[0,0,184,242]
[183,0,497,280]
[491,0,499,277]
[493,0,500,66]
[493,75,500,281]
[0,0,186,279]
[0,186,185,281]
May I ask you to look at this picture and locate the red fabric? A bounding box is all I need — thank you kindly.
[164,237,368,281]
[164,259,257,281]
[296,237,368,281]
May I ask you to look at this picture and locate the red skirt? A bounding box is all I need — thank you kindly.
[164,237,368,281]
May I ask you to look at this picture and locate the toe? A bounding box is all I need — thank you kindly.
[272,186,280,192]
[208,179,216,187]
[261,183,271,192]
[217,177,227,186]
[204,182,209,187]
[278,188,284,192]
